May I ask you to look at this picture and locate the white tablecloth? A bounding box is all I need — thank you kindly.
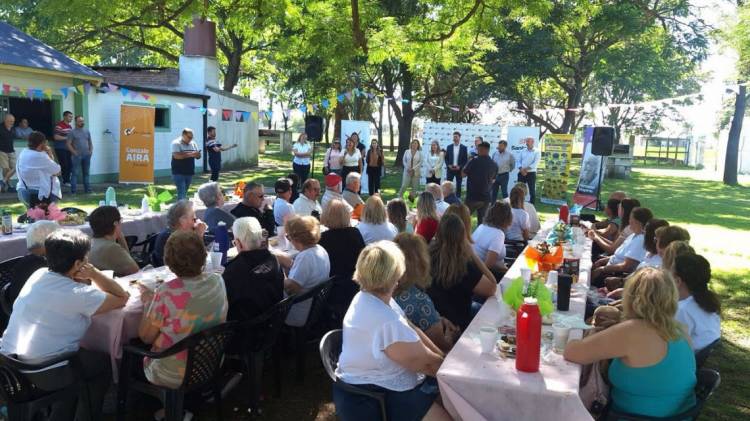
[437,221,594,421]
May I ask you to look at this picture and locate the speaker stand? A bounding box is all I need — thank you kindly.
[310,141,317,177]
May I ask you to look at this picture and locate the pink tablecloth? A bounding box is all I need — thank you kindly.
[437,222,594,421]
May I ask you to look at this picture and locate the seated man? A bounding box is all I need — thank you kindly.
[6,220,60,306]
[1,229,129,420]
[441,180,461,205]
[425,182,449,216]
[342,172,364,209]
[321,173,353,213]
[293,178,323,217]
[88,206,139,277]
[231,181,276,235]
[198,181,235,233]
[223,217,284,321]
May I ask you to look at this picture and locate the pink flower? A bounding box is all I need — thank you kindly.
[46,204,66,221]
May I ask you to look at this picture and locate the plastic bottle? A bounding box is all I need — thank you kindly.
[559,203,569,224]
[516,297,542,373]
[141,195,150,214]
[105,186,116,207]
[214,221,229,265]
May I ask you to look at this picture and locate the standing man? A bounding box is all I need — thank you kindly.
[444,131,468,198]
[206,126,237,182]
[0,114,16,192]
[171,128,201,200]
[462,141,498,224]
[469,136,482,159]
[517,137,540,203]
[491,140,515,202]
[67,115,93,194]
[14,118,33,140]
[54,111,74,185]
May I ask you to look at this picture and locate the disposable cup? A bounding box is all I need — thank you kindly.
[520,267,532,283]
[210,252,223,270]
[553,323,571,353]
[102,270,115,280]
[479,326,497,354]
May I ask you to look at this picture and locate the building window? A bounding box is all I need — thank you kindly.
[155,107,170,130]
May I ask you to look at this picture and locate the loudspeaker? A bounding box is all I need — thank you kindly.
[591,126,615,156]
[304,116,324,142]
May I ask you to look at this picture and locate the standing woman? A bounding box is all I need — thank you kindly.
[398,139,422,197]
[365,139,385,194]
[292,133,312,186]
[425,140,444,185]
[340,137,362,182]
[323,140,344,175]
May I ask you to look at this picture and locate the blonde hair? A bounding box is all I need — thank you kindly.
[362,195,387,224]
[661,240,695,272]
[321,199,351,229]
[284,215,321,247]
[393,233,431,294]
[443,203,473,243]
[416,191,438,221]
[354,241,406,294]
[622,267,683,341]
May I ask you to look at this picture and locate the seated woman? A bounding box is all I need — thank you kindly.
[6,220,59,305]
[283,216,331,327]
[589,198,621,240]
[198,181,235,233]
[394,233,459,353]
[414,192,439,242]
[319,199,366,317]
[589,198,640,256]
[673,254,721,351]
[443,203,497,284]
[504,185,530,242]
[222,217,283,321]
[472,201,513,277]
[386,198,411,233]
[564,268,696,418]
[15,131,62,208]
[335,241,451,421]
[138,231,228,388]
[152,200,208,267]
[591,207,653,286]
[601,218,668,292]
[88,206,139,277]
[427,214,496,331]
[504,182,540,236]
[357,196,398,244]
[1,229,129,420]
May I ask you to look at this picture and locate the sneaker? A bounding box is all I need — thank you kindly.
[0,180,5,192]
[6,186,16,193]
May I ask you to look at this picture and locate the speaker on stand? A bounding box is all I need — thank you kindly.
[588,126,615,210]
[304,116,324,177]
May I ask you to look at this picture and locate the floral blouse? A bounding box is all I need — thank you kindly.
[394,285,441,331]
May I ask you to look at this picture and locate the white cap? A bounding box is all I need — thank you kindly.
[523,297,538,305]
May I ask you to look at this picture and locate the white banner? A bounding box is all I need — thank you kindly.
[422,122,502,185]
[506,126,540,200]
[341,120,373,194]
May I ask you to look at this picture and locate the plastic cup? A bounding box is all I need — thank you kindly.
[553,323,571,353]
[520,267,532,283]
[102,270,115,280]
[210,252,223,270]
[479,326,497,354]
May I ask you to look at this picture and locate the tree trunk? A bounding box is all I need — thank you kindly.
[393,68,415,168]
[324,115,331,143]
[334,102,346,141]
[377,97,384,146]
[724,84,745,185]
[223,49,242,92]
[559,75,584,134]
[388,104,395,152]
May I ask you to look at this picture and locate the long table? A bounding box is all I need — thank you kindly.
[0,202,239,262]
[437,221,593,421]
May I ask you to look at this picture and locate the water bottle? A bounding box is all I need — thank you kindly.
[141,195,150,214]
[214,221,229,266]
[559,203,569,224]
[1,209,10,235]
[105,186,116,207]
[516,297,542,373]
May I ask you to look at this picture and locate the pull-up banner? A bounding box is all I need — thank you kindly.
[540,133,573,206]
[119,105,155,183]
[573,127,603,209]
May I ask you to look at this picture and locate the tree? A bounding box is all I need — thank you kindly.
[722,1,750,185]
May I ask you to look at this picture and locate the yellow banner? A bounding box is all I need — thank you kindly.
[119,105,155,183]
[540,133,573,206]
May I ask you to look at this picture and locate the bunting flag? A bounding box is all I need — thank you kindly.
[299,104,307,113]
[176,102,185,109]
[2,84,9,95]
[208,108,218,117]
[251,111,258,121]
[337,94,345,102]
[107,83,118,92]
[321,99,330,109]
[141,93,150,101]
[60,87,69,98]
[83,82,91,94]
[222,109,233,121]
[75,85,84,95]
[344,92,352,100]
[43,89,53,99]
[120,87,129,97]
[242,111,250,121]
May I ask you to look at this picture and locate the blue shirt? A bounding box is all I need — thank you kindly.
[395,285,441,331]
[517,148,540,172]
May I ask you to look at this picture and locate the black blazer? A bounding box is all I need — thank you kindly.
[444,143,468,169]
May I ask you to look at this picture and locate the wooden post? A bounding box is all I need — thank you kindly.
[644,139,649,165]
[665,138,670,166]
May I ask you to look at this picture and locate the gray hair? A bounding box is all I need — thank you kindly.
[26,220,60,250]
[167,200,194,229]
[441,180,455,194]
[232,217,264,250]
[345,171,361,188]
[198,182,221,207]
[425,183,443,200]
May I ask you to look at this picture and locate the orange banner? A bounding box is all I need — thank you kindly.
[119,105,155,183]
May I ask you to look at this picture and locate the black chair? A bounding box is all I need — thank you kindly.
[0,256,23,323]
[0,352,93,421]
[0,256,23,285]
[319,329,387,421]
[604,368,721,421]
[288,277,335,382]
[1,282,13,318]
[116,321,237,421]
[130,233,158,268]
[232,295,295,414]
[695,339,721,369]
[504,239,527,266]
[124,235,138,250]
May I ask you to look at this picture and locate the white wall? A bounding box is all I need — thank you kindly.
[0,67,77,121]
[207,92,259,167]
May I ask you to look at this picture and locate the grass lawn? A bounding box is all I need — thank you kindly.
[3,144,748,420]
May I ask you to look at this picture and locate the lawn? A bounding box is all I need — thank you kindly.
[3,144,748,420]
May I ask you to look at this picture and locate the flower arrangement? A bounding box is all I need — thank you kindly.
[546,221,572,245]
[26,203,66,222]
[146,185,173,211]
[502,277,554,316]
[234,181,246,197]
[524,242,563,271]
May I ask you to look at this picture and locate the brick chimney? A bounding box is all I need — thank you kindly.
[178,17,220,92]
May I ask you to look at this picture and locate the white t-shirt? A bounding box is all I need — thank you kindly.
[472,224,506,269]
[504,208,530,241]
[609,233,646,266]
[502,198,540,235]
[435,199,450,217]
[273,197,295,226]
[285,245,331,327]
[357,222,398,244]
[636,253,662,270]
[1,269,106,360]
[676,296,721,351]
[292,142,312,165]
[342,150,362,167]
[293,195,322,216]
[336,291,423,391]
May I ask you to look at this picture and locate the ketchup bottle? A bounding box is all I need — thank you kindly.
[559,203,569,224]
[516,297,542,373]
